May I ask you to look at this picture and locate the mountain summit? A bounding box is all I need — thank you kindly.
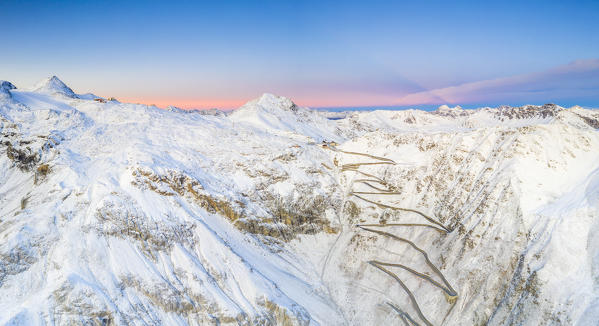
[230,93,341,142]
[0,80,16,100]
[239,93,298,112]
[0,80,17,91]
[31,76,77,98]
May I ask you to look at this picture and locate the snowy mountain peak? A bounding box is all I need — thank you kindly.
[0,81,16,100]
[229,93,341,142]
[434,104,466,117]
[31,75,76,98]
[494,103,563,120]
[437,104,463,111]
[0,80,17,91]
[242,93,298,112]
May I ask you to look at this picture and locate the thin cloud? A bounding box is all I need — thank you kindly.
[396,59,599,106]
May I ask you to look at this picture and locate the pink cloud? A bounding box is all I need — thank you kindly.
[395,59,599,105]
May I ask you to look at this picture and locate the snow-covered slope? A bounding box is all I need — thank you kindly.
[1,77,598,325]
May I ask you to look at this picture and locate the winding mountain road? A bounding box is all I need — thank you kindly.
[325,143,458,325]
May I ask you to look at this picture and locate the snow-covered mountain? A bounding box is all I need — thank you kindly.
[0,81,17,102]
[1,77,598,325]
[28,76,78,98]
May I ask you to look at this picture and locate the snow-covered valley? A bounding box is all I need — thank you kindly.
[1,77,599,325]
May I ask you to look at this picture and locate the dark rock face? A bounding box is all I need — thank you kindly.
[578,114,599,129]
[494,104,562,120]
[0,81,17,91]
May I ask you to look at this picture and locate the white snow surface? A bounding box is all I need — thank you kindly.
[0,77,599,325]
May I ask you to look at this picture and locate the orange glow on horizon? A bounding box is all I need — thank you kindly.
[116,93,403,111]
[117,97,248,110]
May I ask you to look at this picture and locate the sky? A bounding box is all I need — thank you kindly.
[1,0,598,109]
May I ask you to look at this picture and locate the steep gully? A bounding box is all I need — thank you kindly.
[323,144,458,326]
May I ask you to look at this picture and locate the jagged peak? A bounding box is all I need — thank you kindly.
[0,80,17,91]
[31,75,76,98]
[433,104,468,117]
[0,81,16,100]
[493,103,563,120]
